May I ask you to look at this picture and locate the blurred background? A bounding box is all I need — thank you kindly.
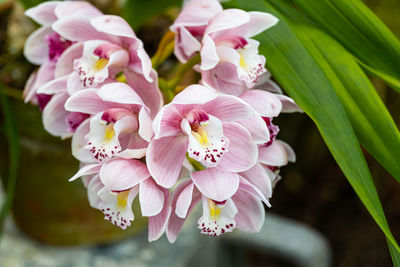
[0,0,399,266]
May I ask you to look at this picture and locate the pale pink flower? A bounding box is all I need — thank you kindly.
[170,0,222,63]
[147,84,268,188]
[69,159,170,240]
[52,14,163,116]
[166,175,268,242]
[23,1,103,103]
[65,82,153,163]
[200,9,278,95]
[35,74,90,138]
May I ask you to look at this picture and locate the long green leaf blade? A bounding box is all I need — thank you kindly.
[290,0,400,92]
[227,0,400,255]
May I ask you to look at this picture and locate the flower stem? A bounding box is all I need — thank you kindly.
[151,31,175,69]
[158,54,201,103]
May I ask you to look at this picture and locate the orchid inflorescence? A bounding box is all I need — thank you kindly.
[23,0,300,242]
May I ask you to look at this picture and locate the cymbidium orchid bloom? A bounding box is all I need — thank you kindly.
[52,14,163,115]
[166,175,269,242]
[200,9,278,95]
[147,84,268,188]
[23,1,300,243]
[69,158,170,240]
[170,0,222,63]
[65,82,153,163]
[23,1,103,103]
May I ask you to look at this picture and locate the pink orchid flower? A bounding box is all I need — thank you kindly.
[34,73,90,138]
[65,82,153,163]
[23,1,103,103]
[147,84,269,188]
[166,175,268,242]
[52,14,163,115]
[199,9,278,95]
[170,0,222,63]
[69,159,170,241]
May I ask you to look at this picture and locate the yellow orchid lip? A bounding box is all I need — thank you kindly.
[191,124,209,146]
[208,198,221,219]
[117,190,130,209]
[93,58,109,71]
[104,123,115,141]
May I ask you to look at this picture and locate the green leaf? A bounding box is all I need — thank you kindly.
[18,0,46,9]
[304,26,400,184]
[289,0,400,92]
[122,0,181,30]
[228,0,400,258]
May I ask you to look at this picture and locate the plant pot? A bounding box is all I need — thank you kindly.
[0,99,147,245]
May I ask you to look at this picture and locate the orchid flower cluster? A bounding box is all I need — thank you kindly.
[23,0,300,242]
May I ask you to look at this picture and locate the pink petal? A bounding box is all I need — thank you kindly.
[172,84,218,105]
[118,148,147,159]
[172,0,222,29]
[124,70,163,118]
[37,75,68,95]
[42,93,69,137]
[65,89,123,114]
[232,11,279,38]
[23,71,37,103]
[148,188,171,242]
[71,118,95,163]
[191,168,239,201]
[218,122,258,172]
[97,82,144,106]
[139,178,165,217]
[238,115,269,144]
[128,39,153,83]
[232,187,265,232]
[55,1,103,19]
[52,17,117,43]
[201,94,254,122]
[167,181,201,243]
[204,9,250,37]
[173,27,201,63]
[255,73,282,93]
[69,164,101,181]
[258,140,295,166]
[240,90,282,117]
[54,42,83,78]
[87,175,103,209]
[152,104,185,139]
[138,107,153,142]
[100,158,150,191]
[201,61,247,96]
[175,182,194,218]
[25,62,55,103]
[277,95,303,113]
[200,35,219,70]
[25,1,59,25]
[147,135,189,188]
[240,163,273,199]
[238,176,270,206]
[91,15,136,40]
[24,26,52,65]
